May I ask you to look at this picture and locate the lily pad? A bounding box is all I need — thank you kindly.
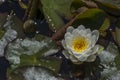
[94,0,120,16]
[114,55,120,70]
[8,66,63,80]
[72,8,106,30]
[19,55,61,73]
[0,29,5,39]
[71,0,86,11]
[40,0,73,32]
[95,0,120,7]
[115,27,120,46]
[99,18,110,36]
[6,34,61,74]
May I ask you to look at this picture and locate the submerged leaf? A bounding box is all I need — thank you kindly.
[0,13,7,27]
[12,16,24,38]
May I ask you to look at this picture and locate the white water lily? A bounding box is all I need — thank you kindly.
[62,25,100,63]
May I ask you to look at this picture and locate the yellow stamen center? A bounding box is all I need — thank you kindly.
[72,37,88,53]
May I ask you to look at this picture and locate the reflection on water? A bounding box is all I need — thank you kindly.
[24,67,60,80]
[99,42,120,80]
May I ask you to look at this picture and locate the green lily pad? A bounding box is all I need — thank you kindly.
[114,55,120,70]
[94,0,120,16]
[115,27,120,46]
[6,34,61,74]
[99,18,110,36]
[13,54,61,73]
[71,0,86,10]
[0,29,5,39]
[95,0,120,7]
[99,18,110,31]
[8,66,63,80]
[40,0,73,32]
[72,8,106,30]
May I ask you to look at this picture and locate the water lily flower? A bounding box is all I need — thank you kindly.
[62,25,100,63]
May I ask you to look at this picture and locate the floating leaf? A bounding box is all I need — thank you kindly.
[8,66,63,80]
[114,55,120,70]
[72,8,106,30]
[6,34,61,74]
[40,0,73,32]
[19,55,61,73]
[99,18,110,36]
[95,0,120,7]
[99,18,110,31]
[71,0,86,10]
[95,0,120,16]
[115,27,120,46]
[18,0,28,9]
[27,0,39,19]
[0,29,5,39]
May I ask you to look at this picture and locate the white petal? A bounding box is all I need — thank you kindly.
[92,30,99,43]
[65,32,71,38]
[86,55,96,62]
[65,36,72,47]
[79,29,90,37]
[82,45,99,57]
[81,45,99,57]
[69,55,79,63]
[62,50,70,59]
[90,30,99,48]
[85,28,91,34]
[63,50,79,63]
[79,30,86,36]
[75,53,88,61]
[91,45,100,55]
[72,29,80,36]
[67,26,74,33]
[86,33,91,37]
[61,40,67,49]
[77,25,85,30]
